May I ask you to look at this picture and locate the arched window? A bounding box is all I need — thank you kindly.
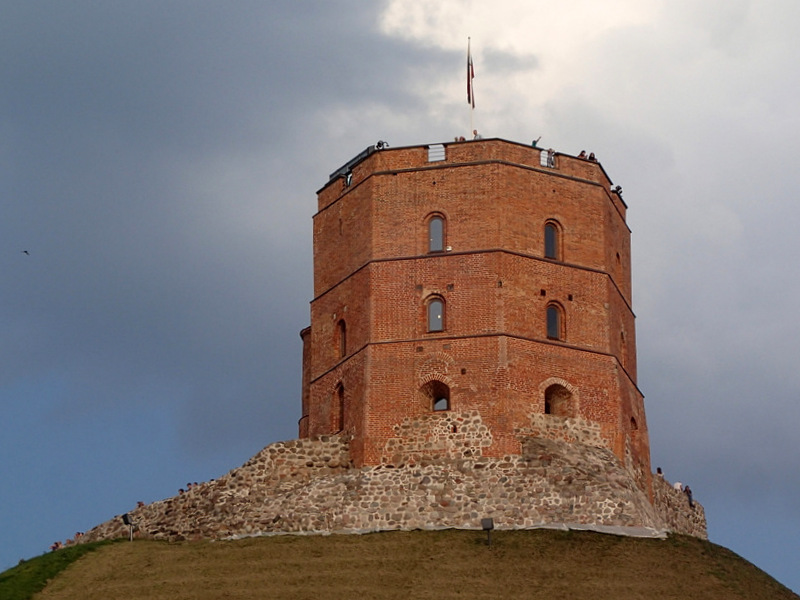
[420,380,451,411]
[336,319,347,359]
[544,383,574,417]
[428,215,445,253]
[544,221,561,260]
[546,304,563,340]
[427,297,445,332]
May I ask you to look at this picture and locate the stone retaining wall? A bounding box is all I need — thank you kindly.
[517,413,609,448]
[382,410,494,464]
[81,429,706,544]
[652,475,707,539]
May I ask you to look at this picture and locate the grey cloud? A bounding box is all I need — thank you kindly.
[2,1,799,591]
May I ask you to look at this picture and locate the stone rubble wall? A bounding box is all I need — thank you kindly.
[81,423,706,544]
[382,411,606,466]
[652,475,707,539]
[382,410,494,464]
[517,413,609,448]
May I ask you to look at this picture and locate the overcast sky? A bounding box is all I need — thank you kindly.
[2,0,798,592]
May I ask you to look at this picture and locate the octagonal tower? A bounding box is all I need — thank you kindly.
[300,139,649,485]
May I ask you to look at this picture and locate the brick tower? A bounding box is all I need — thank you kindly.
[79,138,710,547]
[300,139,649,484]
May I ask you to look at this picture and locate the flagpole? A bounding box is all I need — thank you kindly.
[467,37,475,136]
[470,96,474,136]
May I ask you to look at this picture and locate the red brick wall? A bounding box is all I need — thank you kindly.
[302,139,649,476]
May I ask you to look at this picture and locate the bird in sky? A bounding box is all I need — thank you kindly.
[22,250,30,255]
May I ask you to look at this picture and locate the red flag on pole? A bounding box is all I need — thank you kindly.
[467,38,475,108]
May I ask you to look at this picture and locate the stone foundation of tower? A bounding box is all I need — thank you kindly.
[75,139,708,549]
[80,424,706,544]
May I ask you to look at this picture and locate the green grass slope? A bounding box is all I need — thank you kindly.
[0,540,118,600]
[4,530,796,600]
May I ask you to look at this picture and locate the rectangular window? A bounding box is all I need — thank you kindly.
[540,149,555,168]
[428,144,446,162]
[540,150,549,167]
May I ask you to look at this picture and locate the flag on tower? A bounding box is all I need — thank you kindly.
[467,38,475,108]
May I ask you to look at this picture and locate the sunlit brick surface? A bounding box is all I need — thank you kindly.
[301,139,648,484]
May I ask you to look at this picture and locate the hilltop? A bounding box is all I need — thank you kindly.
[4,529,796,600]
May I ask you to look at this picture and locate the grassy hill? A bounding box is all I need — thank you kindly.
[3,529,797,600]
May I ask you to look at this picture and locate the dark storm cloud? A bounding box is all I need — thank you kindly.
[0,1,423,446]
[1,3,451,559]
[1,3,400,147]
[5,0,797,591]
[0,11,473,561]
[0,1,435,568]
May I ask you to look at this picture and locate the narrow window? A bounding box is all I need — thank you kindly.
[546,304,562,340]
[336,319,347,359]
[427,297,444,332]
[620,330,627,367]
[544,221,560,259]
[335,383,345,432]
[428,215,445,252]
